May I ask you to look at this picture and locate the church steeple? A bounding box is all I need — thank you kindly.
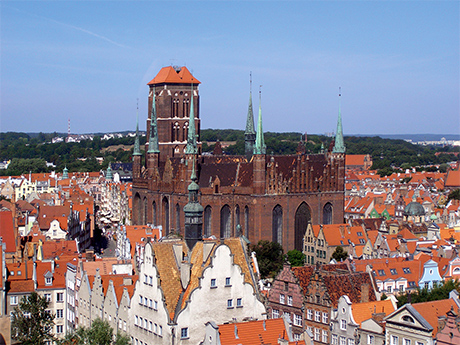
[245,73,256,159]
[183,159,203,250]
[253,87,266,155]
[147,87,160,154]
[186,82,198,155]
[133,101,142,157]
[333,87,346,154]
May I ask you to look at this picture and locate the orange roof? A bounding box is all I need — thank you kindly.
[445,170,460,188]
[218,318,288,345]
[147,66,201,85]
[412,298,458,335]
[352,299,396,325]
[0,211,16,253]
[346,154,367,167]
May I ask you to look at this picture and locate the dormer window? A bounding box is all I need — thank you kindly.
[45,277,52,285]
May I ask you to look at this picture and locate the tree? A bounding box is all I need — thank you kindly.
[396,279,460,307]
[249,240,284,279]
[331,246,348,262]
[56,318,130,345]
[448,189,460,202]
[286,249,305,267]
[11,292,55,345]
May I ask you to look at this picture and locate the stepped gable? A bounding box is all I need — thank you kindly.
[322,271,376,307]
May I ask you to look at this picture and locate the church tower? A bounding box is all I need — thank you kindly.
[244,74,256,160]
[183,159,204,250]
[253,88,266,194]
[147,66,201,161]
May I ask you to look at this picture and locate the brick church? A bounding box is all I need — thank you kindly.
[132,66,345,251]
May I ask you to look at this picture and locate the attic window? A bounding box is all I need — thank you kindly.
[390,269,397,275]
[402,315,415,323]
[45,277,52,285]
[357,232,363,236]
[378,270,386,276]
[403,267,411,274]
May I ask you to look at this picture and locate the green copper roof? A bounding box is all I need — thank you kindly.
[186,84,198,155]
[63,166,68,179]
[253,90,266,155]
[148,88,160,154]
[333,89,346,154]
[133,104,142,156]
[106,163,113,180]
[245,75,255,135]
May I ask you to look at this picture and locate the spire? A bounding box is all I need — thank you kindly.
[184,155,203,250]
[186,81,198,154]
[333,87,346,154]
[245,72,256,135]
[148,87,160,153]
[62,166,68,180]
[133,100,142,156]
[253,86,266,155]
[106,163,113,181]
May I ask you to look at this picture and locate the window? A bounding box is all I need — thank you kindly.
[357,232,363,236]
[280,294,285,304]
[149,299,153,308]
[404,339,411,345]
[139,295,143,305]
[56,325,63,333]
[391,336,399,345]
[57,309,63,318]
[408,281,416,287]
[123,321,126,331]
[135,316,138,326]
[390,269,398,275]
[144,274,148,284]
[403,267,411,274]
[340,319,347,330]
[284,312,291,322]
[348,339,354,345]
[154,300,158,310]
[284,282,289,291]
[332,334,338,345]
[294,314,302,326]
[378,270,386,276]
[225,277,231,286]
[180,327,188,339]
[159,325,163,336]
[294,333,301,341]
[149,276,153,285]
[340,337,346,345]
[236,298,242,307]
[45,294,51,302]
[314,328,320,341]
[322,312,328,324]
[307,309,313,320]
[227,299,233,308]
[272,309,279,318]
[45,277,52,285]
[315,311,321,322]
[388,286,392,293]
[210,278,216,288]
[322,329,328,343]
[287,296,293,306]
[144,297,148,306]
[56,293,64,302]
[149,321,153,331]
[10,296,18,305]
[367,335,375,344]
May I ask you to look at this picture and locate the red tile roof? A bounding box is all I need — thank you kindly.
[0,211,16,253]
[412,298,458,336]
[147,66,200,85]
[218,318,288,345]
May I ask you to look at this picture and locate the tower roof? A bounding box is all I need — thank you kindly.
[148,87,160,154]
[147,66,201,85]
[333,88,346,154]
[245,75,255,135]
[253,89,266,155]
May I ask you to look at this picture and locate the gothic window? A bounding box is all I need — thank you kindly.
[143,197,148,225]
[220,205,231,238]
[204,206,212,237]
[162,197,169,235]
[152,201,157,226]
[134,193,142,225]
[323,202,333,225]
[183,122,189,142]
[244,206,249,238]
[272,205,283,244]
[235,205,240,232]
[175,203,180,232]
[294,202,311,251]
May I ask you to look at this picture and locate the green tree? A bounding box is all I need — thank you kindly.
[448,189,460,202]
[286,249,305,267]
[396,279,460,307]
[11,292,55,345]
[57,318,129,345]
[331,246,348,262]
[250,240,284,278]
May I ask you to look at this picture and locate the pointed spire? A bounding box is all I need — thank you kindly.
[333,87,346,154]
[186,81,198,154]
[133,99,142,156]
[245,72,255,135]
[148,87,160,153]
[253,86,266,155]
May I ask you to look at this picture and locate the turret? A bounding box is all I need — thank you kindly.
[253,87,266,194]
[332,88,346,154]
[133,103,142,180]
[183,160,203,250]
[244,73,256,160]
[147,87,160,179]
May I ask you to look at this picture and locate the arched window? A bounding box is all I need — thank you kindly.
[143,198,148,226]
[402,315,415,323]
[162,197,169,235]
[235,205,240,232]
[272,205,283,244]
[244,206,250,238]
[323,202,333,225]
[220,205,231,239]
[152,201,157,226]
[295,202,311,251]
[204,206,212,237]
[175,203,181,232]
[134,193,142,225]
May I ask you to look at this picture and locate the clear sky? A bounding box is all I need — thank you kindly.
[1,1,459,136]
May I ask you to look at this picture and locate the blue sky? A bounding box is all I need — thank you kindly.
[1,1,459,136]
